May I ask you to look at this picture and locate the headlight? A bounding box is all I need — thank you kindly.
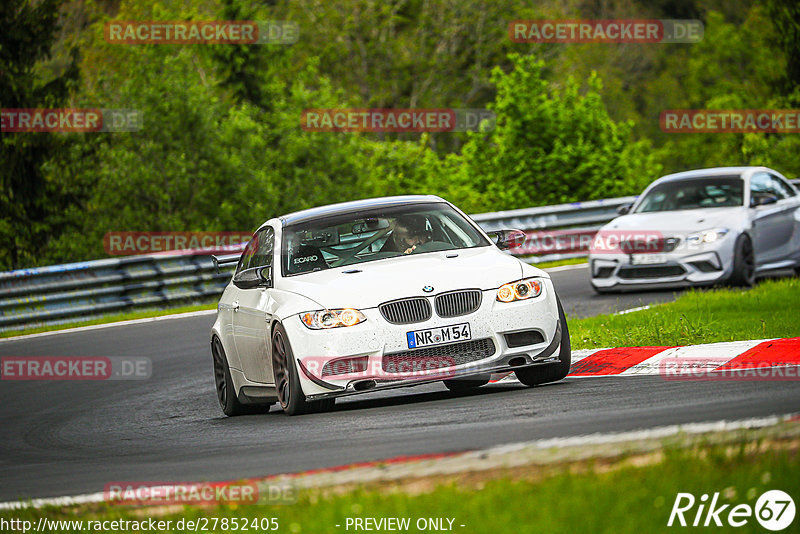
[301,309,366,329]
[496,278,543,302]
[687,228,729,245]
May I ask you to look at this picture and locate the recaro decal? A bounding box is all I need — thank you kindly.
[294,255,319,264]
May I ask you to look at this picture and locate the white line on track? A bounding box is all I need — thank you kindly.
[615,304,651,315]
[0,309,217,343]
[541,263,588,273]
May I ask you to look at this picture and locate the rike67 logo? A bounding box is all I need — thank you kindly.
[668,490,795,530]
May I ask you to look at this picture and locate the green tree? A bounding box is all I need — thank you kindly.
[0,0,79,269]
[447,54,659,213]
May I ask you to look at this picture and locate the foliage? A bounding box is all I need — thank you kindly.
[0,0,80,269]
[2,0,798,269]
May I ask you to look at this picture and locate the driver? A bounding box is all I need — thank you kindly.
[380,214,431,254]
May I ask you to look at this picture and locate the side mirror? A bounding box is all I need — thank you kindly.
[616,203,632,215]
[490,229,526,251]
[751,194,779,207]
[232,266,272,290]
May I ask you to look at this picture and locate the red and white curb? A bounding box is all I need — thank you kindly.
[491,337,800,383]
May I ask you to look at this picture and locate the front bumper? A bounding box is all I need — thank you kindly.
[283,279,562,400]
[589,237,737,291]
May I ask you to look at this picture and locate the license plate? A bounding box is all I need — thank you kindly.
[407,323,471,349]
[631,253,666,265]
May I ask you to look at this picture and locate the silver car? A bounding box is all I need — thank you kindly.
[590,166,800,292]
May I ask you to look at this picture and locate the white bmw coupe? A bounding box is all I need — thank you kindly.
[211,196,570,416]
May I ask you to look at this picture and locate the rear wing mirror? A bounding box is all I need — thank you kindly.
[212,253,242,274]
[488,229,526,251]
[232,266,272,290]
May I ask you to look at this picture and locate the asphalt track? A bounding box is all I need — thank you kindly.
[1,264,798,502]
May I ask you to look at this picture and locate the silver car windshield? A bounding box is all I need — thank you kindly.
[282,203,489,276]
[635,177,744,213]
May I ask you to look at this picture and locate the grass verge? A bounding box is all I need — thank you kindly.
[0,302,217,339]
[529,257,588,269]
[569,277,800,349]
[2,434,797,533]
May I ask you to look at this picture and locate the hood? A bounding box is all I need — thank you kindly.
[603,207,746,235]
[277,246,525,309]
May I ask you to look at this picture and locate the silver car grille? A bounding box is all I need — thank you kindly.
[434,290,482,318]
[379,297,432,325]
[620,236,680,253]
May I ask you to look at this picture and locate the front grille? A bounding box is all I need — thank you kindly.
[595,266,615,279]
[505,330,545,348]
[689,260,721,273]
[382,338,496,373]
[620,236,680,253]
[322,356,368,377]
[379,297,432,324]
[434,290,481,318]
[618,265,686,279]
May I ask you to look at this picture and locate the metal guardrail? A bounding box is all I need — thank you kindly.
[0,255,234,333]
[0,196,633,333]
[471,196,636,263]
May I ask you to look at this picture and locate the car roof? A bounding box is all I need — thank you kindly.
[655,166,771,184]
[279,195,447,226]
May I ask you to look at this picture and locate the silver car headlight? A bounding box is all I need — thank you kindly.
[687,228,729,246]
[496,278,543,303]
[300,309,366,329]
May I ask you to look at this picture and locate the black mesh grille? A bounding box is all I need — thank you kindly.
[504,330,545,348]
[595,266,615,279]
[434,290,482,318]
[382,338,496,373]
[689,261,721,273]
[618,265,685,279]
[619,236,680,253]
[379,298,432,324]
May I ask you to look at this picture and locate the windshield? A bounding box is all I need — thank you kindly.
[634,177,744,213]
[281,202,489,276]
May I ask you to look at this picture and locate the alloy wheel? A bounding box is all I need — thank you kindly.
[212,338,228,409]
[272,331,290,408]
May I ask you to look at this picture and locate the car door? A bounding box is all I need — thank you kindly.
[232,226,277,384]
[749,172,794,265]
[767,173,800,261]
[217,282,242,371]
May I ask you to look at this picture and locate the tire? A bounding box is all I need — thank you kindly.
[443,375,490,392]
[212,337,262,416]
[514,295,571,386]
[728,234,755,287]
[271,323,333,415]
